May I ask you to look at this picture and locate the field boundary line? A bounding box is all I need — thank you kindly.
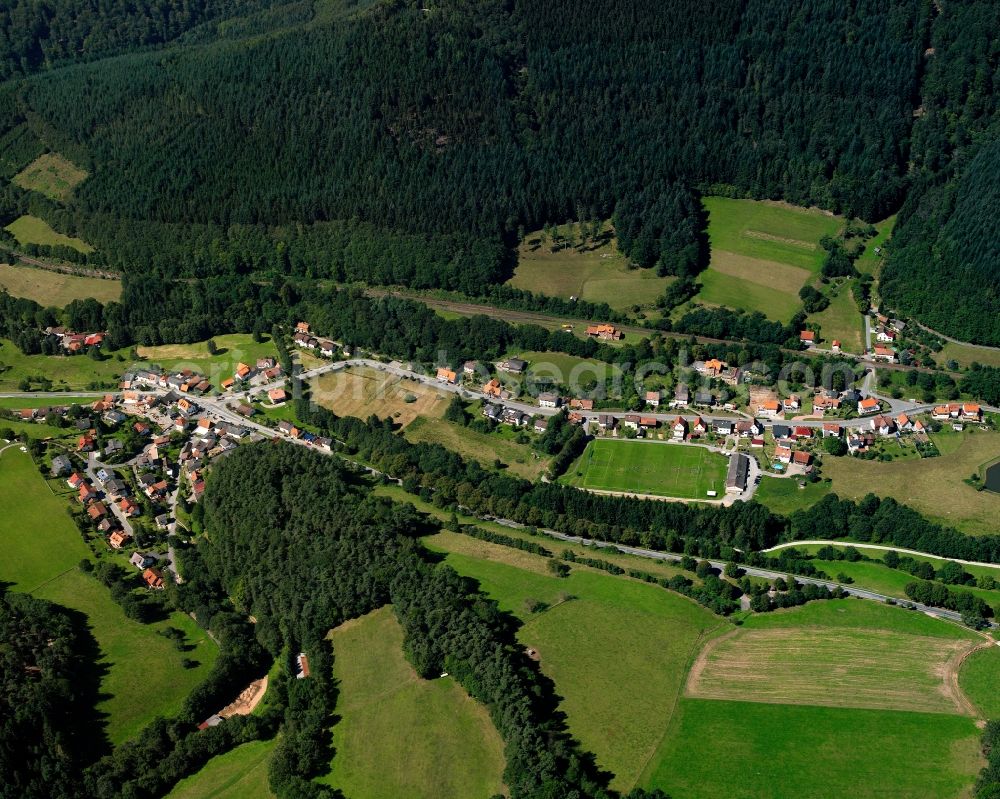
[632,621,733,791]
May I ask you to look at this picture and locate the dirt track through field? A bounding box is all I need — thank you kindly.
[685,626,980,715]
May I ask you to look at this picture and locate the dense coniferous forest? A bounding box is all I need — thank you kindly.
[0,2,931,282]
[0,0,995,340]
[0,589,92,799]
[880,0,1000,344]
[197,443,670,799]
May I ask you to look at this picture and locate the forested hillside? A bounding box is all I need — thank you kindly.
[880,0,1000,345]
[0,589,94,799]
[0,0,288,79]
[0,0,928,282]
[0,0,996,341]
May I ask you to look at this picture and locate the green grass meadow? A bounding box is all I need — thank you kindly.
[5,214,94,253]
[165,738,277,799]
[319,606,506,799]
[645,698,981,799]
[12,152,88,201]
[507,222,674,310]
[0,445,218,745]
[429,540,722,792]
[960,645,1000,719]
[692,197,843,322]
[564,439,729,498]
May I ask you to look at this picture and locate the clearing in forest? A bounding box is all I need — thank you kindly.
[692,198,843,323]
[13,153,88,201]
[0,262,120,306]
[318,606,505,799]
[5,214,94,253]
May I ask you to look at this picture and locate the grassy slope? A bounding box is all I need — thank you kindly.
[646,698,981,799]
[138,334,278,383]
[5,214,94,253]
[404,415,549,479]
[563,439,729,498]
[0,337,127,390]
[310,366,448,427]
[427,535,721,792]
[960,646,1000,719]
[753,475,832,515]
[693,198,842,323]
[165,739,277,799]
[319,606,506,799]
[507,223,673,310]
[855,215,897,275]
[644,599,984,799]
[12,152,88,201]
[696,199,840,305]
[0,263,120,305]
[821,428,1000,536]
[808,279,864,352]
[0,446,218,745]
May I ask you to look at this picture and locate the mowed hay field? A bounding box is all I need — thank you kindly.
[319,606,505,799]
[686,625,975,715]
[0,337,127,391]
[0,446,218,745]
[425,532,722,792]
[693,198,842,323]
[165,739,277,799]
[645,600,986,799]
[821,427,1000,536]
[960,645,1000,719]
[5,214,94,253]
[311,366,448,427]
[507,223,674,310]
[13,152,88,201]
[564,439,728,499]
[0,262,120,305]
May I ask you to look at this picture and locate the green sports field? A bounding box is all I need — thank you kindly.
[564,439,729,498]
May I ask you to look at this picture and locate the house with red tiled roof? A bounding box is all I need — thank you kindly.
[799,331,816,346]
[436,367,457,384]
[774,445,792,464]
[759,399,782,419]
[109,530,130,549]
[963,404,982,421]
[142,568,165,590]
[792,450,812,467]
[671,416,688,439]
[822,422,842,437]
[268,388,287,404]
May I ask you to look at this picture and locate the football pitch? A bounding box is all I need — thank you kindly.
[565,439,729,498]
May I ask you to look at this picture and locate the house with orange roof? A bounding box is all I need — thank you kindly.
[77,434,96,452]
[931,405,951,421]
[702,358,726,376]
[800,330,816,346]
[792,450,812,468]
[858,397,880,415]
[436,367,457,384]
[268,388,288,404]
[295,321,310,333]
[78,484,96,503]
[759,399,782,419]
[963,404,982,421]
[822,422,842,437]
[896,414,912,431]
[783,395,801,412]
[109,530,130,549]
[483,379,502,398]
[774,445,792,464]
[142,568,165,590]
[569,398,594,411]
[221,377,235,390]
[831,340,841,353]
[87,502,108,521]
[585,323,623,340]
[67,472,85,489]
[645,390,661,407]
[119,498,141,517]
[671,416,688,439]
[691,417,707,435]
[872,345,896,362]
